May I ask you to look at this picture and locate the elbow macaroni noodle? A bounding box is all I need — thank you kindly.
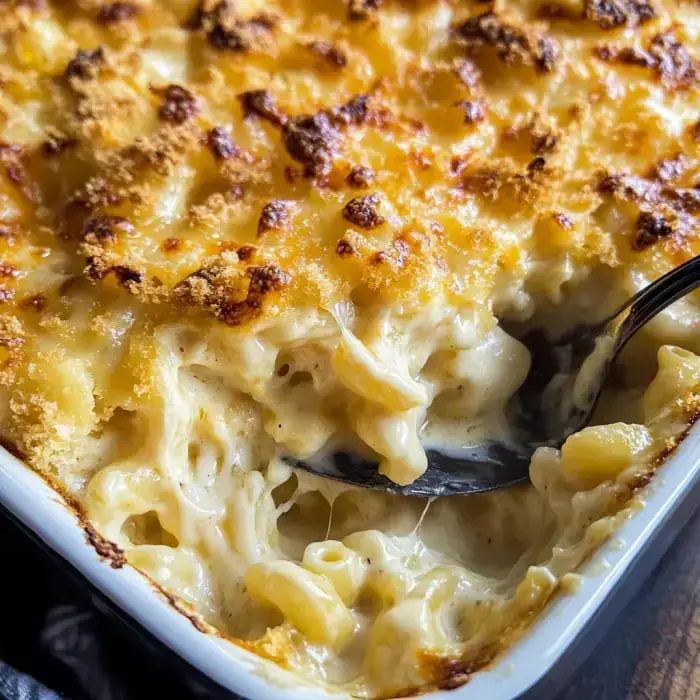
[246,560,355,649]
[0,0,699,696]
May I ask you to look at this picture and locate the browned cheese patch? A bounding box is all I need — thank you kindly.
[158,85,199,125]
[453,11,560,75]
[306,41,347,69]
[281,95,370,178]
[596,31,700,91]
[96,2,141,24]
[185,0,276,53]
[237,90,287,126]
[205,127,240,160]
[346,165,375,189]
[598,171,700,251]
[175,260,291,326]
[454,100,486,124]
[343,193,385,229]
[64,48,105,81]
[257,200,292,236]
[348,0,382,21]
[584,0,656,29]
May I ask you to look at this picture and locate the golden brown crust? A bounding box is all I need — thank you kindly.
[96,1,141,25]
[454,100,486,124]
[598,164,700,251]
[692,120,700,144]
[257,200,291,236]
[174,258,291,326]
[348,0,382,21]
[83,215,134,244]
[157,85,199,125]
[306,41,347,70]
[649,153,689,183]
[584,0,656,29]
[633,211,675,250]
[336,238,356,257]
[276,95,372,179]
[282,113,339,178]
[41,129,78,157]
[346,165,375,189]
[237,90,287,126]
[595,31,700,90]
[343,194,385,229]
[0,0,696,451]
[453,11,560,74]
[205,127,239,160]
[185,0,277,53]
[0,315,24,349]
[236,245,256,262]
[65,48,106,81]
[0,144,39,203]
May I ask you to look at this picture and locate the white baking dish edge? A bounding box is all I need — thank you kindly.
[0,427,698,700]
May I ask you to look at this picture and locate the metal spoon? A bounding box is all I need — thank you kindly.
[286,256,700,497]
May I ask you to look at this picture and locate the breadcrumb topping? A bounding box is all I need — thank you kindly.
[0,0,697,476]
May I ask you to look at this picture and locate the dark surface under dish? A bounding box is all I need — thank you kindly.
[0,503,233,700]
[1,503,700,700]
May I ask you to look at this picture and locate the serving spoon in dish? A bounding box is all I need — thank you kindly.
[287,256,700,497]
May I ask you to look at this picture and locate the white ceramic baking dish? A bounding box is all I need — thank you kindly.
[1,426,699,700]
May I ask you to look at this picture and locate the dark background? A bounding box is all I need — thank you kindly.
[2,507,700,700]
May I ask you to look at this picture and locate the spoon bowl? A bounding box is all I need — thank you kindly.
[287,256,700,496]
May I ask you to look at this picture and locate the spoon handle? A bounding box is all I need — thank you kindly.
[614,256,700,348]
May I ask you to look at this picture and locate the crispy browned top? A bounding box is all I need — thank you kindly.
[0,0,697,343]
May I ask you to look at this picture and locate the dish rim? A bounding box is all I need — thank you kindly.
[0,426,699,700]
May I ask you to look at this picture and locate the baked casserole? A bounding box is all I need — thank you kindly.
[0,0,699,696]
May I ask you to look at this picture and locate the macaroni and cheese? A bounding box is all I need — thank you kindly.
[0,0,699,696]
